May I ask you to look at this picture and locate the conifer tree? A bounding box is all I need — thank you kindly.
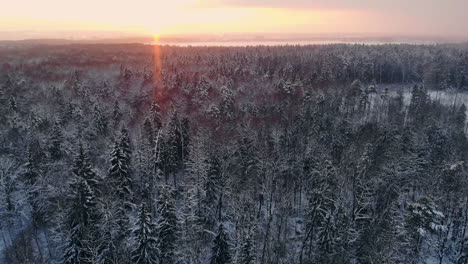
[98,206,120,264]
[132,203,158,264]
[202,156,221,228]
[23,147,39,187]
[120,127,132,167]
[8,96,17,113]
[156,185,178,264]
[143,117,155,148]
[112,100,122,129]
[63,178,100,264]
[23,147,41,220]
[239,232,255,264]
[210,224,231,264]
[73,143,100,192]
[49,120,64,160]
[455,103,467,131]
[108,140,132,203]
[93,104,108,136]
[150,101,162,130]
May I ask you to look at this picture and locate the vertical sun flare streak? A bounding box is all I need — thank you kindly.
[152,33,163,101]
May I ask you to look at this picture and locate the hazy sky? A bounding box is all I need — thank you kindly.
[1,0,467,39]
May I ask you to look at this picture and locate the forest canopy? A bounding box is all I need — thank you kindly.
[0,43,467,264]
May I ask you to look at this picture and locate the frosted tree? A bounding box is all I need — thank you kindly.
[73,143,100,192]
[120,127,132,168]
[8,96,17,113]
[210,224,232,264]
[455,103,467,132]
[408,85,428,125]
[156,185,178,264]
[63,178,100,264]
[143,117,155,148]
[93,104,108,136]
[202,156,222,229]
[238,231,255,264]
[49,120,64,160]
[108,140,132,204]
[132,203,158,264]
[403,196,445,262]
[150,101,162,130]
[112,100,122,129]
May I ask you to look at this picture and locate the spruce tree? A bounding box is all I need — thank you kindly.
[120,127,132,167]
[23,147,41,221]
[112,100,122,129]
[108,140,132,203]
[150,101,162,130]
[132,203,158,264]
[49,120,63,160]
[93,104,108,136]
[63,178,100,264]
[455,104,467,131]
[239,232,255,264]
[73,143,100,192]
[23,147,39,187]
[156,185,177,264]
[202,156,221,228]
[210,224,231,264]
[143,117,155,148]
[8,96,17,113]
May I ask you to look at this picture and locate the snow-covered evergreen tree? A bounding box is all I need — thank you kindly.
[49,120,64,160]
[156,185,178,264]
[132,203,158,264]
[210,224,232,264]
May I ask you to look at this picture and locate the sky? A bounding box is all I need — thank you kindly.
[1,0,468,40]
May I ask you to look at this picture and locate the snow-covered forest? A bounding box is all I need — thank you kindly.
[0,43,467,264]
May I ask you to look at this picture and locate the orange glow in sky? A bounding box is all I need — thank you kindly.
[1,0,467,39]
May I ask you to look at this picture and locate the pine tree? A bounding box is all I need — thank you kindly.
[210,224,231,264]
[156,185,178,264]
[132,203,158,264]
